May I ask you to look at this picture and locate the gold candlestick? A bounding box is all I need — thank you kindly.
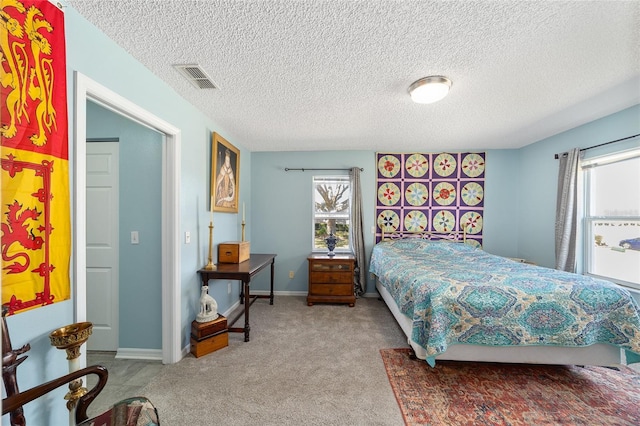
[49,322,93,419]
[241,220,246,242]
[204,221,216,270]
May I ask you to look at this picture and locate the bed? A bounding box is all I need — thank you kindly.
[369,232,640,367]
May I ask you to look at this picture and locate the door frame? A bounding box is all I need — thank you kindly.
[74,72,182,364]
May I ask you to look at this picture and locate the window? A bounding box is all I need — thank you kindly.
[582,149,640,289]
[312,176,351,252]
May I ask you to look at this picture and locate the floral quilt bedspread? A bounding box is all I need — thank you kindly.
[369,239,640,366]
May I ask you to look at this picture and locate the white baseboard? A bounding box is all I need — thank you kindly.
[116,348,163,361]
[249,290,307,297]
[222,300,241,317]
[181,345,191,358]
[251,289,379,298]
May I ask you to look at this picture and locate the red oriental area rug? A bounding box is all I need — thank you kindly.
[381,348,640,426]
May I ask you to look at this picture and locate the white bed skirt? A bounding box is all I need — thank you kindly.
[375,279,622,366]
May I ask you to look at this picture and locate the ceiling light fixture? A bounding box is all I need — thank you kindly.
[408,76,452,104]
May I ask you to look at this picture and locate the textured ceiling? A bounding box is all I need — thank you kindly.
[65,1,640,152]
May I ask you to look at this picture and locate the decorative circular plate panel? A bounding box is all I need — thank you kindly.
[405,154,429,177]
[378,155,401,178]
[433,153,457,177]
[405,182,429,206]
[377,210,399,232]
[461,182,484,206]
[404,210,428,232]
[433,182,456,206]
[433,210,456,232]
[461,153,485,177]
[378,182,401,206]
[461,211,483,234]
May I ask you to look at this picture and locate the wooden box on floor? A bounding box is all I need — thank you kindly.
[191,315,227,340]
[218,241,250,263]
[190,330,228,358]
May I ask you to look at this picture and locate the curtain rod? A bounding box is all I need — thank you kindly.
[284,167,364,172]
[554,133,640,159]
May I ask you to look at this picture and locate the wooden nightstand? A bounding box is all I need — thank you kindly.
[307,253,356,307]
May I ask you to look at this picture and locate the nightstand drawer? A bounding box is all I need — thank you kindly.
[310,271,352,284]
[310,262,352,272]
[309,283,352,296]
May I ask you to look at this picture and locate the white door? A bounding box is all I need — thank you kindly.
[86,142,119,351]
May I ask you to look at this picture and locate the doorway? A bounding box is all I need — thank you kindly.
[74,72,182,364]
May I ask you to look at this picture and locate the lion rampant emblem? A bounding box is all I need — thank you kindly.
[1,199,44,274]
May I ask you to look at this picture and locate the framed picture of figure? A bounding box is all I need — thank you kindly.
[211,132,240,213]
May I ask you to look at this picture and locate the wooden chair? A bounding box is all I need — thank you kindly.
[2,309,159,425]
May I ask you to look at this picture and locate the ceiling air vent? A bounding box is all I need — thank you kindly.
[173,64,218,89]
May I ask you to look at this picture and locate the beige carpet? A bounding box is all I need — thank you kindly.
[139,296,408,425]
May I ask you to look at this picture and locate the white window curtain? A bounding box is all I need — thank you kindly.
[555,148,580,272]
[350,167,365,296]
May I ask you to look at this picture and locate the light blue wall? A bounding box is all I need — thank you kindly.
[249,150,520,294]
[517,104,640,268]
[3,5,250,424]
[482,150,520,258]
[1,303,74,425]
[250,152,372,293]
[86,102,163,350]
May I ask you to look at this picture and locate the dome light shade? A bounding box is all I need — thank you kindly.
[409,76,452,104]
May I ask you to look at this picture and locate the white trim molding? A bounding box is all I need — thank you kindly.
[116,348,163,361]
[74,72,182,364]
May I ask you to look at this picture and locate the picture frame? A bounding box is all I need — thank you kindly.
[211,132,240,213]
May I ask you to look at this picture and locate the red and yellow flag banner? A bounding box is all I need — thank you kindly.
[1,0,70,315]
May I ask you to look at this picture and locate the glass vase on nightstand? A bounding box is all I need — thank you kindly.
[325,233,337,257]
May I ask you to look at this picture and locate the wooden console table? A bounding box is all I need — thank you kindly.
[198,254,276,342]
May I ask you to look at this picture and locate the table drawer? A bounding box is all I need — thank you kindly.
[310,262,352,272]
[309,283,352,296]
[310,271,352,284]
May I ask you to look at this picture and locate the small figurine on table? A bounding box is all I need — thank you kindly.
[196,285,219,323]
